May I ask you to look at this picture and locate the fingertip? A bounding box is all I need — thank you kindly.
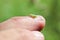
[34,15,46,31]
[32,31,44,40]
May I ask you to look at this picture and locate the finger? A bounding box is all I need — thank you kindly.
[0,28,44,40]
[0,15,45,31]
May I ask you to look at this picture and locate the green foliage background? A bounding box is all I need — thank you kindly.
[0,0,60,40]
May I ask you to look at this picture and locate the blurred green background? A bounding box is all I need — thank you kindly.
[0,0,60,40]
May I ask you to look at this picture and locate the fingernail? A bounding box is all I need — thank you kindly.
[32,31,44,40]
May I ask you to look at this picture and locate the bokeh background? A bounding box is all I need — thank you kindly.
[0,0,60,40]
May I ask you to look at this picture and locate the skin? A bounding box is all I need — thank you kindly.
[0,16,45,31]
[0,15,45,40]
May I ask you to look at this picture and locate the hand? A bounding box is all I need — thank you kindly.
[0,15,45,40]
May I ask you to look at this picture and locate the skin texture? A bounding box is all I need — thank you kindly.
[0,16,45,31]
[0,15,45,40]
[0,28,44,40]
